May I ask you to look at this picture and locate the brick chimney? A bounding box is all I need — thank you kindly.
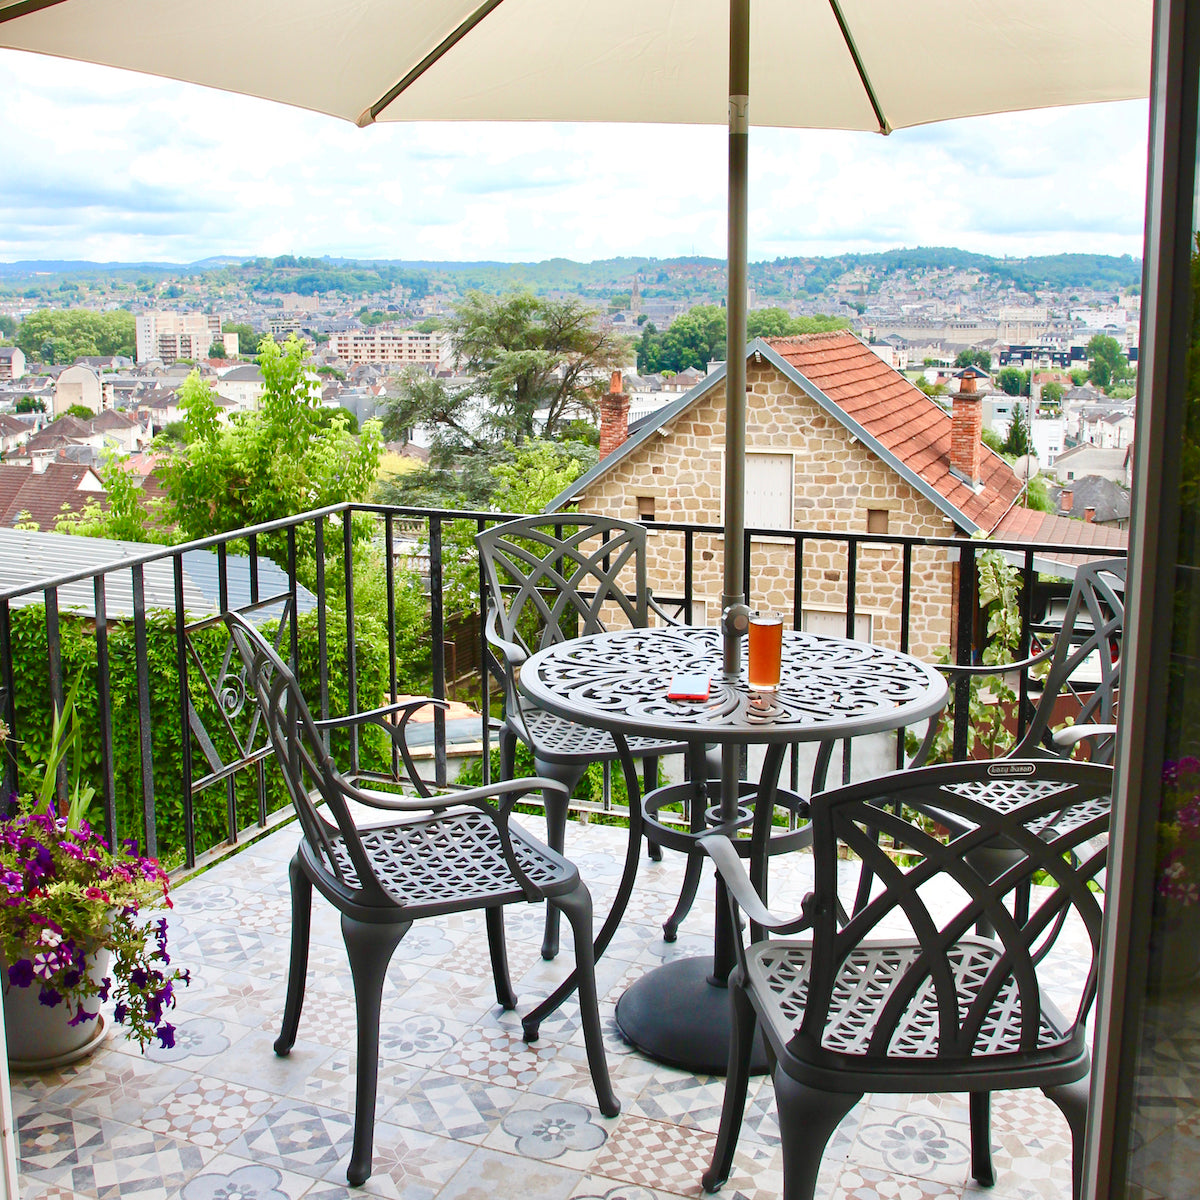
[1061,488,1073,513]
[1085,506,1096,523]
[949,367,984,487]
[598,370,630,460]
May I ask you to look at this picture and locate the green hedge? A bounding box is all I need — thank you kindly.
[7,604,427,867]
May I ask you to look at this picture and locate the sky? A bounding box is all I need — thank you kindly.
[0,48,1151,267]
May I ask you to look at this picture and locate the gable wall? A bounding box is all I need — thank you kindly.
[572,361,959,662]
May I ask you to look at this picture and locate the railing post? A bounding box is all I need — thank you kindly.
[343,514,359,774]
[315,516,329,728]
[386,512,400,779]
[44,589,64,805]
[953,542,977,761]
[683,529,694,625]
[1017,548,1036,742]
[172,555,196,869]
[477,516,491,785]
[429,516,447,788]
[131,566,157,856]
[93,576,117,849]
[0,601,16,798]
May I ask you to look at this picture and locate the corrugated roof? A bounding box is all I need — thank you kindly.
[0,528,317,623]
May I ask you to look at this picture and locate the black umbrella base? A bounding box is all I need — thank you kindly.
[615,955,769,1076]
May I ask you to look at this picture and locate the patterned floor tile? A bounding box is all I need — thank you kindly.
[569,1177,679,1200]
[432,1146,581,1200]
[138,1074,278,1148]
[174,1156,316,1200]
[586,1114,715,1195]
[380,1072,520,1143]
[34,1053,192,1127]
[826,1163,965,1198]
[851,1109,973,1187]
[313,1121,474,1200]
[483,1096,610,1168]
[229,1098,356,1176]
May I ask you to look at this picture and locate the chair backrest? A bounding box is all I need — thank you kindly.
[476,514,652,664]
[1013,557,1125,761]
[799,758,1111,1068]
[224,611,396,908]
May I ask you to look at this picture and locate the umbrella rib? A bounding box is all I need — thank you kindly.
[0,0,70,24]
[827,0,891,135]
[359,0,510,126]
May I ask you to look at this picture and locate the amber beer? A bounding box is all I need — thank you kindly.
[747,613,784,690]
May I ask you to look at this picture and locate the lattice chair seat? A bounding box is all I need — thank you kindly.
[751,937,1067,1065]
[521,705,682,762]
[326,810,575,912]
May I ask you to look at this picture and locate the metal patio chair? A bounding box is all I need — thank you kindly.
[224,612,618,1187]
[477,514,708,955]
[917,556,1125,769]
[700,757,1112,1200]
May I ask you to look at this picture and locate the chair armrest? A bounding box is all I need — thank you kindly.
[647,590,685,627]
[313,697,444,733]
[938,643,1055,681]
[700,833,814,937]
[485,605,528,668]
[1052,723,1117,751]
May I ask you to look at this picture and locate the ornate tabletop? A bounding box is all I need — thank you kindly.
[520,625,947,746]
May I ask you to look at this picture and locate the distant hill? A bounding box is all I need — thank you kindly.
[0,248,1142,299]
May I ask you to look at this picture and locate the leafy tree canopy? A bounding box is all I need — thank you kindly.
[222,322,259,356]
[155,335,382,559]
[955,349,992,370]
[64,404,94,421]
[15,396,45,413]
[1087,333,1133,391]
[379,292,620,510]
[1040,381,1064,408]
[1002,402,1032,458]
[208,340,226,359]
[997,366,1030,397]
[15,309,134,364]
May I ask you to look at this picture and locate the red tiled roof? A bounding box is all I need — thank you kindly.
[994,506,1127,555]
[0,463,106,530]
[768,332,1023,531]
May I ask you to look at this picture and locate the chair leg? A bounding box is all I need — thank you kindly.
[538,883,619,1118]
[702,975,757,1193]
[499,725,518,782]
[486,905,517,1010]
[773,1071,861,1200]
[341,913,410,1187]
[969,1092,995,1187]
[274,852,312,1057]
[535,758,585,961]
[1043,1074,1090,1200]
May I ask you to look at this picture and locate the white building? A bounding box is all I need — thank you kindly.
[136,311,224,365]
[330,328,451,367]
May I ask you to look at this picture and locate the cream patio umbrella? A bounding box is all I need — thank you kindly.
[0,1,1152,686]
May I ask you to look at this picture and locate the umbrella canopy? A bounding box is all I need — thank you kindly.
[0,0,1153,686]
[1,1,1149,131]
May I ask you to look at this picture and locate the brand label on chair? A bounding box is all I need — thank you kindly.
[987,762,1037,777]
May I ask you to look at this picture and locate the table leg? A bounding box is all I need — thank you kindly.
[615,742,789,1075]
[521,731,646,1039]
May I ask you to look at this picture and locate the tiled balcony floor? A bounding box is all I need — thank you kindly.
[13,814,1082,1200]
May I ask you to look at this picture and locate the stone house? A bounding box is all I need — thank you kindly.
[549,332,1125,663]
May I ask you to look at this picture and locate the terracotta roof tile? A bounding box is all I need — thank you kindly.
[769,332,1022,531]
[0,463,106,531]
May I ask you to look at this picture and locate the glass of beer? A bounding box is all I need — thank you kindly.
[747,612,784,691]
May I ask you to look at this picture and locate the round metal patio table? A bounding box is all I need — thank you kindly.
[519,624,948,1074]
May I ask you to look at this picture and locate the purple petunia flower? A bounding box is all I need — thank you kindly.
[7,959,33,988]
[38,987,62,1008]
[67,1006,97,1027]
[113,1002,128,1024]
[155,1023,176,1050]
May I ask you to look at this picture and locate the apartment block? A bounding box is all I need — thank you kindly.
[136,311,224,365]
[330,329,450,367]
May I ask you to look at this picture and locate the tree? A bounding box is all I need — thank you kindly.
[1087,334,1131,390]
[15,396,45,413]
[155,336,382,564]
[64,404,94,421]
[208,340,226,359]
[954,349,992,370]
[997,366,1030,397]
[0,315,15,338]
[1040,381,1064,409]
[1069,368,1090,387]
[222,322,259,356]
[54,452,170,543]
[15,309,135,364]
[1002,402,1032,458]
[380,292,623,508]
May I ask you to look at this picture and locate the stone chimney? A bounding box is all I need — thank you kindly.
[1061,488,1073,513]
[31,452,51,475]
[1085,506,1096,523]
[949,367,984,487]
[598,370,630,460]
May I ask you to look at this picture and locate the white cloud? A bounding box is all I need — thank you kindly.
[0,49,1149,265]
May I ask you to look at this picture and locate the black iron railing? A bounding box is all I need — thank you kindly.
[0,503,1123,875]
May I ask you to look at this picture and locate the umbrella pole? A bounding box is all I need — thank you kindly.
[716,0,751,974]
